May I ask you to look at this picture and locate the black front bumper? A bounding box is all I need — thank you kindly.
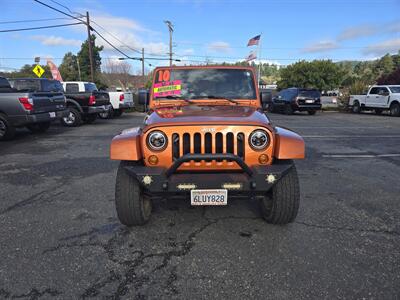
[124,154,294,194]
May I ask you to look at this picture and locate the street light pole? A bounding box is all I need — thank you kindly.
[164,20,174,67]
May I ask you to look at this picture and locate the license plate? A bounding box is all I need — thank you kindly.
[49,112,56,118]
[191,189,227,206]
[305,100,314,103]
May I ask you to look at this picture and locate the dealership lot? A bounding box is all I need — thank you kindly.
[0,112,399,299]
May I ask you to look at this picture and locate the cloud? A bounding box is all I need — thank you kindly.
[337,21,400,41]
[30,35,82,47]
[337,25,377,41]
[180,48,195,55]
[207,41,231,53]
[362,38,400,56]
[301,41,339,53]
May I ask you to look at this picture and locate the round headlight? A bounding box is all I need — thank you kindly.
[249,130,269,150]
[147,131,167,151]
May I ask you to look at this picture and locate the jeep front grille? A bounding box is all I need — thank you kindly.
[172,132,245,161]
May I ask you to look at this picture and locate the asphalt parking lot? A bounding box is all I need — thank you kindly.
[1,111,399,299]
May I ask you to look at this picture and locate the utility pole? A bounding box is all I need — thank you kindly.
[76,57,82,81]
[142,48,145,87]
[86,11,95,82]
[164,21,174,66]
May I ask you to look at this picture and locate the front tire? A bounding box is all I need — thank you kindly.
[115,161,152,226]
[0,113,15,141]
[390,103,400,117]
[113,109,123,117]
[61,107,82,127]
[284,104,293,115]
[26,122,51,133]
[260,163,300,224]
[307,110,316,115]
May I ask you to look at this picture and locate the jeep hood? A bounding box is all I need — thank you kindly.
[144,105,270,129]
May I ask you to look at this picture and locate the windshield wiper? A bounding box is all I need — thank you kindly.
[158,95,194,104]
[190,95,239,104]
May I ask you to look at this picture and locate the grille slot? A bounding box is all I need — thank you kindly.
[172,132,245,161]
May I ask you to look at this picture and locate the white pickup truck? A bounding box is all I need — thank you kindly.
[349,85,400,116]
[99,90,134,119]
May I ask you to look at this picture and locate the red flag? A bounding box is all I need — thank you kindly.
[47,59,63,82]
[247,35,261,46]
[245,51,257,62]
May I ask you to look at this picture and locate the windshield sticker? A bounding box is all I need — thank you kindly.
[157,70,170,82]
[153,80,182,98]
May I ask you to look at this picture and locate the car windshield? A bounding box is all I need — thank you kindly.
[153,68,257,100]
[299,90,321,98]
[389,86,400,93]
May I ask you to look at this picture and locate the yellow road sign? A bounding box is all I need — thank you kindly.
[33,64,45,77]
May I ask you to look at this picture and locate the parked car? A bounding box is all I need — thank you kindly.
[99,90,134,119]
[110,66,305,226]
[0,77,68,141]
[269,88,322,115]
[349,85,400,116]
[61,81,111,126]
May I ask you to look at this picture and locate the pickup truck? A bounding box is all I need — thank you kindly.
[349,85,400,116]
[98,90,134,119]
[0,77,68,141]
[61,81,111,126]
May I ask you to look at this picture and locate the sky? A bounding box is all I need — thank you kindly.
[1,0,400,74]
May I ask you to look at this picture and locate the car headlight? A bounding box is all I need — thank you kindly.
[249,130,269,150]
[147,131,168,151]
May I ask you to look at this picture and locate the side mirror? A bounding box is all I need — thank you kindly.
[260,91,272,104]
[138,89,149,105]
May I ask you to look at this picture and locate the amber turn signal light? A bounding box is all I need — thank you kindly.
[148,155,159,165]
[258,154,269,164]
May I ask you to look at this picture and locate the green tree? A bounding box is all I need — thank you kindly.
[77,34,104,85]
[3,64,52,79]
[277,60,343,90]
[59,52,80,81]
[375,53,395,77]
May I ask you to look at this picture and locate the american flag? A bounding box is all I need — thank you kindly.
[247,34,261,46]
[245,51,257,62]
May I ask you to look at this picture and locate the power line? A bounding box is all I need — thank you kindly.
[90,28,132,59]
[0,17,70,24]
[89,20,142,54]
[49,0,85,18]
[0,22,83,33]
[33,0,85,23]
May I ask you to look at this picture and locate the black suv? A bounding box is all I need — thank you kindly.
[269,88,321,115]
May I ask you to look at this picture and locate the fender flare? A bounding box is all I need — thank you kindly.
[110,127,142,161]
[66,98,83,113]
[273,126,305,160]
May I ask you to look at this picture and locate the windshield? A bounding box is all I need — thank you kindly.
[389,86,400,93]
[153,68,256,100]
[299,89,321,98]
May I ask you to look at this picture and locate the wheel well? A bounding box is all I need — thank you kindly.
[390,100,399,107]
[65,99,82,112]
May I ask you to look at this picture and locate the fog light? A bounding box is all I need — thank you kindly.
[258,154,269,164]
[148,155,159,165]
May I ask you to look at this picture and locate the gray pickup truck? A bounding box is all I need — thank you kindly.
[0,77,68,141]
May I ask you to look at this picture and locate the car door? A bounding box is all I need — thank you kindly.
[377,87,390,108]
[367,87,380,107]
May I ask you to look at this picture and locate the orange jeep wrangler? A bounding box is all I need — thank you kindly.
[110,66,305,226]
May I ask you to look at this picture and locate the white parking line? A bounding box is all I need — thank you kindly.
[323,154,400,158]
